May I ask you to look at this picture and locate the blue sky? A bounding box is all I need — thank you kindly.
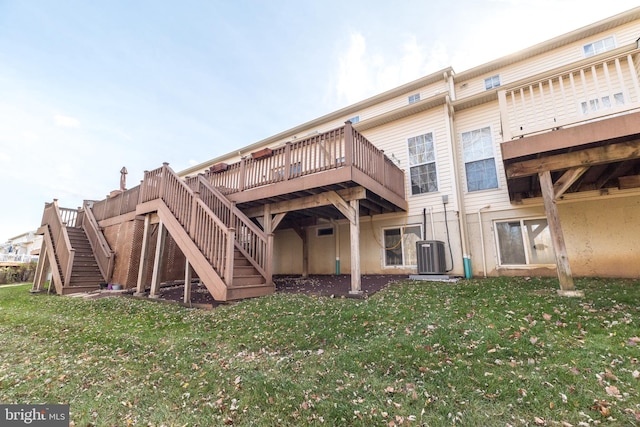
[1,0,638,242]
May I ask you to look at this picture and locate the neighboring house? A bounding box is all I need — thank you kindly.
[34,7,640,299]
[0,231,41,265]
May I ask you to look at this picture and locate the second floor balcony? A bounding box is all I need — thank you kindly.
[499,45,640,202]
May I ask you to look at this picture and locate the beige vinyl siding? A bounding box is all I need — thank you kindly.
[361,105,455,216]
[454,103,513,213]
[455,21,640,100]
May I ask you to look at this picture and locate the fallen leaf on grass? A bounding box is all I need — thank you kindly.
[605,385,621,397]
[592,400,611,417]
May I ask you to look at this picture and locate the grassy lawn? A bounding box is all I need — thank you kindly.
[0,277,639,426]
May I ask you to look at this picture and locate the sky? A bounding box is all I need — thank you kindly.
[1,0,638,242]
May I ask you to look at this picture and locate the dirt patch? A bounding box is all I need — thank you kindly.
[141,274,405,307]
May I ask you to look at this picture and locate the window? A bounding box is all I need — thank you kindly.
[495,218,555,265]
[407,133,438,195]
[484,75,500,90]
[272,162,302,180]
[348,115,360,124]
[317,227,334,237]
[408,93,421,104]
[383,225,422,267]
[462,127,498,191]
[583,36,615,57]
[581,92,624,114]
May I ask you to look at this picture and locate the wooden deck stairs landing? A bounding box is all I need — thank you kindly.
[136,164,274,301]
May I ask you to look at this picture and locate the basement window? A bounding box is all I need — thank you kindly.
[495,218,555,266]
[383,225,422,267]
[317,227,334,237]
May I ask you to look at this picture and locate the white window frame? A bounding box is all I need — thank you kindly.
[461,126,499,192]
[484,75,500,90]
[382,225,423,268]
[583,36,616,58]
[407,132,438,195]
[408,93,421,104]
[494,217,556,267]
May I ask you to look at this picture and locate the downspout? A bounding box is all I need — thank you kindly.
[444,93,471,278]
[331,219,340,275]
[429,207,436,241]
[477,205,490,278]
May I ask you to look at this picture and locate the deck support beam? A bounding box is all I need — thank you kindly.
[293,226,309,277]
[31,239,48,292]
[149,221,167,298]
[348,199,361,295]
[183,260,192,304]
[134,215,151,296]
[539,170,583,297]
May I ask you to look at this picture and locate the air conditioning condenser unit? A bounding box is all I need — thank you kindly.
[416,240,446,274]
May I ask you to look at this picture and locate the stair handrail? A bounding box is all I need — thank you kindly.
[194,174,269,278]
[143,164,237,284]
[41,200,75,287]
[81,201,115,282]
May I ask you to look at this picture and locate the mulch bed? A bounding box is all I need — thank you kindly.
[144,274,406,307]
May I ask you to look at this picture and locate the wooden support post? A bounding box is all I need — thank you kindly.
[349,199,361,295]
[539,170,583,297]
[293,226,308,278]
[135,215,151,296]
[184,259,192,304]
[149,221,167,298]
[344,121,354,166]
[32,240,48,292]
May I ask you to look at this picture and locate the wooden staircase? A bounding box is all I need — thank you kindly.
[227,249,272,300]
[136,164,274,301]
[63,227,103,294]
[35,164,274,301]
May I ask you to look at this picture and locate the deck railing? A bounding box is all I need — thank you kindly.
[81,201,114,281]
[0,254,39,263]
[188,174,269,277]
[91,185,141,222]
[205,122,405,199]
[40,200,75,287]
[499,48,640,140]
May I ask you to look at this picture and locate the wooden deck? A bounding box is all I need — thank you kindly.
[35,122,407,301]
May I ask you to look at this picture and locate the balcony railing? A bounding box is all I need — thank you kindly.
[0,254,38,263]
[203,122,406,201]
[499,48,640,140]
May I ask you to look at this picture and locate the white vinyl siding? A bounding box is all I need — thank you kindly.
[361,108,453,216]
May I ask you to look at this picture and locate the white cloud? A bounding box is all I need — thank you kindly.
[54,113,80,128]
[333,32,451,106]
